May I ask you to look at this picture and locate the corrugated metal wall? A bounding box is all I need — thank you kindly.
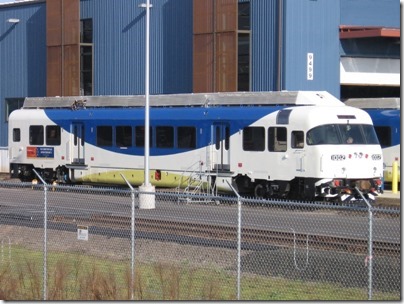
[80,0,193,95]
[250,0,279,92]
[0,0,399,147]
[282,0,340,98]
[0,1,46,146]
[340,0,400,27]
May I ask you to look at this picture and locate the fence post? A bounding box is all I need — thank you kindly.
[32,169,48,301]
[392,160,398,194]
[1,236,11,264]
[355,187,373,300]
[226,181,242,300]
[121,174,136,300]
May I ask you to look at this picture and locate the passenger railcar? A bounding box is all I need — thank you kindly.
[8,91,383,202]
[345,98,400,185]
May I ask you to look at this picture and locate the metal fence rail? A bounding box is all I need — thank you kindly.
[0,181,400,300]
[0,147,8,173]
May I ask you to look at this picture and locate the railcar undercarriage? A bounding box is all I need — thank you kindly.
[10,164,382,203]
[10,163,70,184]
[234,175,382,203]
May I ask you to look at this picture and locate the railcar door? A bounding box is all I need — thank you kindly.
[211,123,230,171]
[71,123,85,164]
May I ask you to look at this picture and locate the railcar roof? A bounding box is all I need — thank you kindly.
[22,91,344,109]
[344,97,400,109]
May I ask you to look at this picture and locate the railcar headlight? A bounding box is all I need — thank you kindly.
[331,154,345,161]
[372,154,382,160]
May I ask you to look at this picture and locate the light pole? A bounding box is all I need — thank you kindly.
[139,0,155,209]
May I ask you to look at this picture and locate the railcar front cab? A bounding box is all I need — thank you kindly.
[9,123,69,183]
[306,122,383,202]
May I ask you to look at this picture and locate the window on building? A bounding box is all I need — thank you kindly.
[243,127,265,151]
[5,98,24,121]
[268,127,287,152]
[341,85,400,99]
[178,126,196,149]
[238,2,250,91]
[97,126,113,146]
[29,125,44,145]
[46,125,61,146]
[80,19,93,96]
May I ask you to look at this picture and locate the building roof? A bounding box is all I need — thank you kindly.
[339,25,400,39]
[0,0,42,7]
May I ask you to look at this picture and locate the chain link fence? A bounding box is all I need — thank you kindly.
[0,180,400,300]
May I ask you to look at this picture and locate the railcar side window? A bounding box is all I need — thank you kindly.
[46,126,61,146]
[362,125,380,145]
[243,127,265,151]
[307,125,339,145]
[307,124,379,145]
[215,127,221,150]
[374,126,390,147]
[178,126,196,149]
[225,126,230,150]
[29,126,44,145]
[116,126,132,147]
[97,126,113,146]
[338,124,365,144]
[156,126,174,148]
[135,126,153,147]
[215,125,230,150]
[13,128,21,142]
[268,127,287,152]
[73,124,85,146]
[291,131,304,148]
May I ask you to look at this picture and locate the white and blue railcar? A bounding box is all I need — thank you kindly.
[8,91,383,202]
[345,98,400,185]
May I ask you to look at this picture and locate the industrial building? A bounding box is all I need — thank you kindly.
[0,0,400,146]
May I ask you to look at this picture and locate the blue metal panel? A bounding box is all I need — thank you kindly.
[282,0,340,98]
[250,0,279,92]
[0,2,46,146]
[44,105,282,156]
[80,0,193,96]
[340,0,400,27]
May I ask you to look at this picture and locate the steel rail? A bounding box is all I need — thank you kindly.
[51,214,400,257]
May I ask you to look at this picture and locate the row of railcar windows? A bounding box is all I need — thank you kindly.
[96,125,196,149]
[13,126,61,146]
[14,125,198,150]
[243,126,304,152]
[14,125,306,152]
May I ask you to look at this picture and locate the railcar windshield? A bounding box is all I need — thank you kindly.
[306,124,379,145]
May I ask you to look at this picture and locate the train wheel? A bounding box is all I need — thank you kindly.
[254,183,266,199]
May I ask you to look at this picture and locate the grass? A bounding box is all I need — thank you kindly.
[0,246,400,301]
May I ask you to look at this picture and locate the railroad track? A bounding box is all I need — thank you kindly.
[51,214,400,257]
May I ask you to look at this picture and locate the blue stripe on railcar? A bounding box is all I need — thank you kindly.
[44,106,284,156]
[365,109,400,147]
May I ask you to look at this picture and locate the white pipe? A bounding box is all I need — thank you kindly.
[144,0,151,186]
